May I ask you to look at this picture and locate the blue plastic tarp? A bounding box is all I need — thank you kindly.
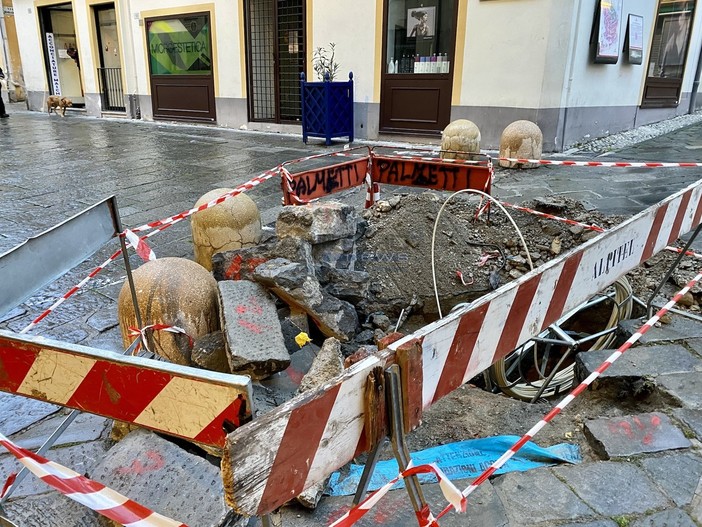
[326,435,581,496]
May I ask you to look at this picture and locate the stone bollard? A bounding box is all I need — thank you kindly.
[440,119,481,160]
[499,120,543,168]
[191,188,262,271]
[117,257,220,365]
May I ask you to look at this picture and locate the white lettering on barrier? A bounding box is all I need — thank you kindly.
[45,33,61,96]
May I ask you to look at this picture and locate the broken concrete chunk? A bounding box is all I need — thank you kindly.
[313,236,357,269]
[218,280,290,379]
[191,331,230,373]
[297,337,344,394]
[276,201,357,244]
[319,265,370,303]
[254,258,359,341]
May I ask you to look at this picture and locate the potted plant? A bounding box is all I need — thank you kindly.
[300,43,354,145]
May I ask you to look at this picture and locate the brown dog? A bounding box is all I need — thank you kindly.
[47,95,73,117]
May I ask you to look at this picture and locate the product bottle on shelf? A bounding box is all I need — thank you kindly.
[394,59,399,74]
[413,54,419,73]
[388,57,395,74]
[431,53,437,73]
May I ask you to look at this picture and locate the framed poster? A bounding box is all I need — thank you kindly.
[593,0,623,64]
[624,14,644,64]
[407,6,436,38]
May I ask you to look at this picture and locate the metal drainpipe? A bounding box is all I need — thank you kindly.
[689,41,702,113]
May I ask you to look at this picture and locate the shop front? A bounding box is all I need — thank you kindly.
[380,0,458,135]
[146,12,216,122]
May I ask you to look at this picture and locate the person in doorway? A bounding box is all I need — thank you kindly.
[66,45,80,70]
[0,67,8,118]
[409,10,429,38]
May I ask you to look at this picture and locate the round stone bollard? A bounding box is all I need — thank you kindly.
[191,188,262,271]
[118,257,221,365]
[499,120,543,169]
[440,119,481,160]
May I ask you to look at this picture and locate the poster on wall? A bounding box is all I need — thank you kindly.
[624,14,644,64]
[593,0,623,64]
[406,6,435,37]
[45,33,62,95]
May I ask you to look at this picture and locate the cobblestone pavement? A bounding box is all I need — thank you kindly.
[2,104,702,526]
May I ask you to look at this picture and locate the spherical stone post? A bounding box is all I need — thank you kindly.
[118,257,221,365]
[499,120,543,169]
[440,119,481,160]
[191,188,262,271]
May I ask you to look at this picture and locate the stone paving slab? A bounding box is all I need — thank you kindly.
[0,393,59,436]
[249,479,507,527]
[657,372,702,408]
[8,411,109,451]
[673,408,702,440]
[631,508,697,527]
[492,467,595,525]
[87,429,236,526]
[576,344,702,379]
[584,412,690,459]
[619,316,702,344]
[1,491,100,526]
[0,440,109,499]
[555,521,617,527]
[639,452,702,507]
[551,462,671,516]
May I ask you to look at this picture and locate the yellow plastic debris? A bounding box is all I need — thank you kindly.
[295,332,312,348]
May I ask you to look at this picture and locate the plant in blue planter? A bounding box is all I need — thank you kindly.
[301,43,354,146]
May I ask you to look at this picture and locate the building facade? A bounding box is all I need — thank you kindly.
[7,0,702,151]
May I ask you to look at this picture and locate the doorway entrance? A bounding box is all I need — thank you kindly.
[38,3,84,107]
[94,4,125,112]
[145,13,216,122]
[244,0,305,123]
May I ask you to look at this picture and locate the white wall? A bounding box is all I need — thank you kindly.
[13,0,48,93]
[311,0,379,103]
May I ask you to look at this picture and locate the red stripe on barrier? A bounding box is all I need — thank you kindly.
[432,303,490,403]
[0,345,38,392]
[258,384,342,515]
[494,275,542,359]
[193,399,246,446]
[693,193,702,229]
[642,204,669,261]
[67,362,172,422]
[542,253,584,331]
[669,189,692,245]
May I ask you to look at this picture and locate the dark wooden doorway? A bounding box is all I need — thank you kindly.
[146,13,216,122]
[245,0,305,123]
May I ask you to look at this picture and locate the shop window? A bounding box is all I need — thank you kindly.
[147,15,212,75]
[385,0,456,74]
[642,0,696,108]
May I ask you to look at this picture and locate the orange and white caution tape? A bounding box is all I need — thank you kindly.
[329,463,465,527]
[665,245,702,260]
[499,201,605,233]
[128,324,193,354]
[0,432,188,526]
[435,269,702,520]
[124,229,156,262]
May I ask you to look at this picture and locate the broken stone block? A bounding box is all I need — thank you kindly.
[296,338,344,508]
[88,429,240,526]
[276,201,357,244]
[212,236,314,281]
[117,257,220,365]
[219,280,290,379]
[254,258,359,341]
[318,264,370,303]
[313,236,357,269]
[191,331,230,373]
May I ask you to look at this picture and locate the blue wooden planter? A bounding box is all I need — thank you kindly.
[300,71,354,146]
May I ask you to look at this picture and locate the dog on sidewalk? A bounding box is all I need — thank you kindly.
[47,95,73,117]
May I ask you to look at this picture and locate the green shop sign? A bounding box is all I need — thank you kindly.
[148,15,212,75]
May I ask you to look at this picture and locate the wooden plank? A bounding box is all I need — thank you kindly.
[0,330,252,449]
[222,179,702,516]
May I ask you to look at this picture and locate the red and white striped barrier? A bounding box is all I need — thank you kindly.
[222,178,702,516]
[329,463,465,527]
[498,157,702,168]
[435,268,702,519]
[0,330,251,449]
[0,431,187,526]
